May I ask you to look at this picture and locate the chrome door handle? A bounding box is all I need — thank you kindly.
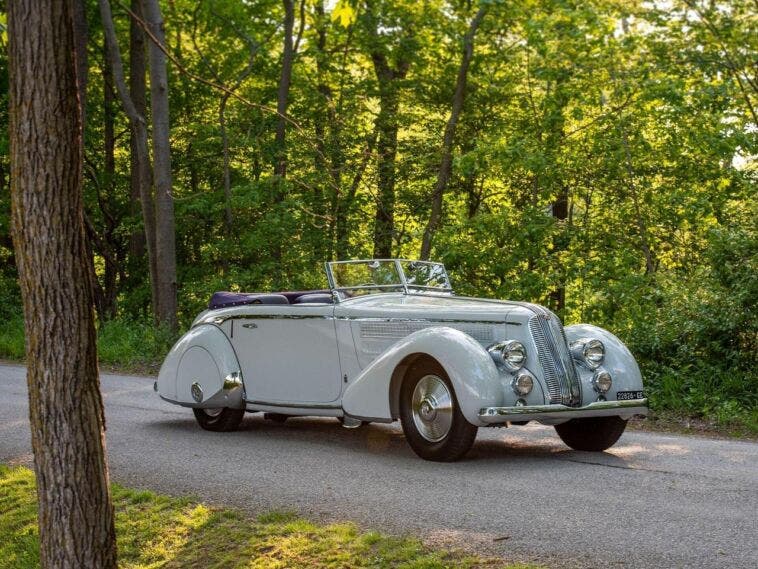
[241,323,257,329]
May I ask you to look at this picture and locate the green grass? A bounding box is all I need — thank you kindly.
[0,465,535,569]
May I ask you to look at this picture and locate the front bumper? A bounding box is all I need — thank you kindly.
[478,398,648,424]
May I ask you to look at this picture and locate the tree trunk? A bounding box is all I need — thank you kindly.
[313,1,330,226]
[100,0,160,321]
[620,124,657,275]
[274,0,295,182]
[365,0,413,260]
[220,95,234,233]
[371,86,399,259]
[7,1,117,567]
[335,131,377,259]
[128,0,147,261]
[269,0,295,273]
[99,40,119,319]
[548,185,568,312]
[217,24,258,235]
[420,6,487,260]
[370,46,410,259]
[73,0,88,125]
[143,0,178,331]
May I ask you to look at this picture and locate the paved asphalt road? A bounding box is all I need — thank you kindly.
[1,364,756,568]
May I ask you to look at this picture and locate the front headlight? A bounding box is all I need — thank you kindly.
[570,338,605,369]
[488,340,527,371]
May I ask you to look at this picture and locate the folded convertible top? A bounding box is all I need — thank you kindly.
[208,290,331,309]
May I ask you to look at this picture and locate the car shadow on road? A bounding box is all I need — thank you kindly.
[146,413,636,470]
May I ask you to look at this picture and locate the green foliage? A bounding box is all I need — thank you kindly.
[0,316,177,373]
[96,319,178,371]
[0,465,533,569]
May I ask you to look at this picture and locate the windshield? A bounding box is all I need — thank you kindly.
[327,260,452,299]
[400,260,451,291]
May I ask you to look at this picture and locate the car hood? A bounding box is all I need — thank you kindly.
[334,293,544,323]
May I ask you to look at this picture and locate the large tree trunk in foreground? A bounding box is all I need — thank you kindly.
[420,6,487,260]
[143,0,178,331]
[7,1,117,567]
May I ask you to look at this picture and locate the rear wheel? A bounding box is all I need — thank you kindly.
[193,407,245,432]
[399,360,477,462]
[554,416,627,451]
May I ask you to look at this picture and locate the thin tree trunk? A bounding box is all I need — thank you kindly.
[99,0,159,321]
[274,0,295,182]
[143,0,178,331]
[8,1,117,566]
[366,3,412,259]
[314,0,339,259]
[620,124,657,275]
[548,185,568,312]
[335,130,377,259]
[220,96,234,232]
[218,26,258,234]
[73,0,88,125]
[270,0,295,273]
[371,83,400,259]
[100,41,118,319]
[128,0,147,261]
[420,6,487,260]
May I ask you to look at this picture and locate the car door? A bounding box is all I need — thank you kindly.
[229,304,342,404]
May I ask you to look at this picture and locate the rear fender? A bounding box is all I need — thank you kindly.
[157,324,244,409]
[341,327,501,426]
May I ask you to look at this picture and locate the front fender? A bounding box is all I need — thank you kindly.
[564,324,644,405]
[341,327,501,426]
[157,324,244,409]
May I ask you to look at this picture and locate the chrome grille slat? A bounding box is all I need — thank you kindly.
[359,321,494,344]
[529,313,581,406]
[529,318,562,403]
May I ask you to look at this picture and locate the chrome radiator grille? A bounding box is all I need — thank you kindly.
[528,313,582,406]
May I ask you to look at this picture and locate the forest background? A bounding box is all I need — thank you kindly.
[0,0,755,432]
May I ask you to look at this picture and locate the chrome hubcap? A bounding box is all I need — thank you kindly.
[411,375,453,442]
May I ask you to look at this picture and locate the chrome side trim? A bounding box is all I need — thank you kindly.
[200,313,333,326]
[244,398,341,410]
[478,398,648,424]
[335,316,505,325]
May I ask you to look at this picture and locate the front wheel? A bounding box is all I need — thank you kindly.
[399,361,477,462]
[554,416,627,451]
[193,407,245,432]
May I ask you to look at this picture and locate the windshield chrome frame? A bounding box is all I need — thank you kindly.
[325,259,452,302]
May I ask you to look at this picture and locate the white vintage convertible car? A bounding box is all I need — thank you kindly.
[157,260,647,461]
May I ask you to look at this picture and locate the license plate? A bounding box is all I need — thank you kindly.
[616,390,645,401]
